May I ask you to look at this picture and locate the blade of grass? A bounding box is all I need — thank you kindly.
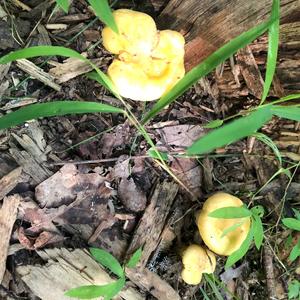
[187,106,272,155]
[55,0,69,13]
[141,18,276,124]
[0,46,120,98]
[260,0,280,104]
[252,132,282,166]
[87,0,118,33]
[0,101,123,130]
[271,106,300,121]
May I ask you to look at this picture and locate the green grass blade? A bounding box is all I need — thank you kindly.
[209,206,252,219]
[261,0,280,104]
[87,0,118,33]
[0,101,123,130]
[0,46,120,98]
[141,19,275,124]
[271,106,300,121]
[90,248,124,277]
[252,132,282,166]
[187,106,272,155]
[225,223,254,268]
[55,0,69,13]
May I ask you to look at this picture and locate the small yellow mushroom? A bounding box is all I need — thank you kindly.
[197,193,251,256]
[181,244,216,285]
[102,9,185,101]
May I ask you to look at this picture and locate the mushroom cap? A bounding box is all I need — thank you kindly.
[102,9,158,56]
[101,9,185,101]
[197,192,251,256]
[181,244,216,285]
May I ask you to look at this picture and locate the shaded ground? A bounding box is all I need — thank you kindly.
[0,1,300,300]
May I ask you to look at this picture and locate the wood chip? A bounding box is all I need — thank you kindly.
[236,45,264,99]
[16,58,61,91]
[0,194,21,281]
[1,97,37,110]
[16,248,144,300]
[9,148,52,185]
[126,267,181,300]
[48,57,103,83]
[0,167,22,200]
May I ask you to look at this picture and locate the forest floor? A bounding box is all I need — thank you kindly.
[0,1,300,300]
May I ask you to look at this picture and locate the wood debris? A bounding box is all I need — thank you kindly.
[16,248,144,300]
[16,59,61,91]
[0,167,22,200]
[0,195,21,281]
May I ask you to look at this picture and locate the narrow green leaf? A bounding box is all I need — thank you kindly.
[282,218,300,231]
[0,46,120,98]
[221,221,244,238]
[289,240,300,262]
[261,0,280,103]
[126,248,142,268]
[271,106,300,121]
[55,0,69,13]
[204,275,224,300]
[252,215,264,250]
[208,206,252,219]
[141,19,276,124]
[90,248,124,277]
[87,0,118,33]
[288,280,300,299]
[147,148,168,161]
[0,101,123,130]
[203,119,224,129]
[65,277,125,299]
[104,277,125,300]
[225,224,254,268]
[187,106,272,155]
[252,132,282,166]
[274,93,300,103]
[251,205,265,218]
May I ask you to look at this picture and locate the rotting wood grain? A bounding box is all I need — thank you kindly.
[0,194,21,282]
[16,248,144,300]
[126,267,181,300]
[156,0,300,71]
[0,167,22,200]
[125,180,179,266]
[125,180,179,300]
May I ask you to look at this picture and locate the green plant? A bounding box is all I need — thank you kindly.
[208,205,265,268]
[282,209,300,262]
[65,247,142,299]
[288,280,300,300]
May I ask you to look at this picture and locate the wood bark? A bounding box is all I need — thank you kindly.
[156,0,300,70]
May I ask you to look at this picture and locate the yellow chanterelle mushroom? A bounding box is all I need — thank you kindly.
[181,244,216,285]
[102,9,185,101]
[197,192,251,256]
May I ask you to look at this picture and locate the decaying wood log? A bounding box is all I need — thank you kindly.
[0,195,21,282]
[125,180,180,299]
[16,248,144,300]
[156,0,300,70]
[126,180,179,266]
